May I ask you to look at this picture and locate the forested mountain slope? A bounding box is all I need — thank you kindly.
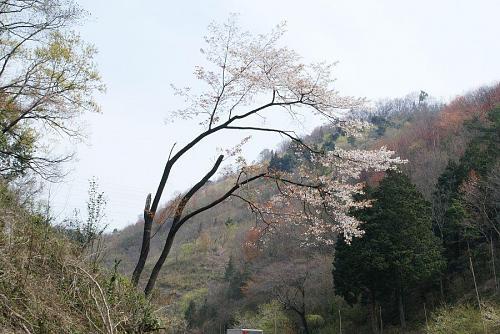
[105,83,500,333]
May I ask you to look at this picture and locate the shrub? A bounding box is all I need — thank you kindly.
[427,303,500,334]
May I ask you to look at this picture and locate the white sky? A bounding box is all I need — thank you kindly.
[47,0,500,230]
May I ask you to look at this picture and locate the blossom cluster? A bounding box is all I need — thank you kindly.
[240,144,406,246]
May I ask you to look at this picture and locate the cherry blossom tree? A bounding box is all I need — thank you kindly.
[132,16,405,296]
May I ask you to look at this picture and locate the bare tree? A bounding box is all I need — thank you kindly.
[0,0,104,181]
[460,165,500,292]
[244,257,333,334]
[131,16,404,296]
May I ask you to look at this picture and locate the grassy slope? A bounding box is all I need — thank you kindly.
[0,182,160,333]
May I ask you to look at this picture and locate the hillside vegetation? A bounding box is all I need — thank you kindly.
[2,1,499,333]
[1,83,499,333]
[0,182,161,333]
[105,83,500,333]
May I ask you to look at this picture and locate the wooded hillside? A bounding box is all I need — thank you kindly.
[104,83,500,333]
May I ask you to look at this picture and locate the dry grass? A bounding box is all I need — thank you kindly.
[0,182,161,333]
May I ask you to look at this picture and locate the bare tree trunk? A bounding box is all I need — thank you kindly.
[369,291,379,334]
[144,227,177,296]
[339,309,342,334]
[298,312,310,334]
[379,305,383,334]
[422,303,427,327]
[439,276,445,300]
[131,146,179,286]
[469,243,482,310]
[131,194,152,286]
[398,287,406,332]
[468,241,487,334]
[144,155,225,296]
[490,234,498,293]
[274,308,277,334]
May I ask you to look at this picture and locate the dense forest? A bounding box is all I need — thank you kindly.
[1,1,500,334]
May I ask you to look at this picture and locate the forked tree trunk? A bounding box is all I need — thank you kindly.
[131,194,152,286]
[143,155,225,296]
[144,227,177,296]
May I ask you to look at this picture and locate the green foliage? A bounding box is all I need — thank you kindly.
[180,287,208,313]
[180,241,197,258]
[334,171,444,325]
[234,300,292,333]
[322,131,340,150]
[462,107,500,176]
[224,256,236,280]
[370,115,392,137]
[184,300,197,328]
[433,107,500,278]
[224,260,250,300]
[305,314,325,328]
[0,113,36,180]
[180,288,214,329]
[269,150,297,172]
[0,1,104,182]
[63,177,107,247]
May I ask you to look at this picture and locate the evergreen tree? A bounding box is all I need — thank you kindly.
[333,170,444,333]
[269,150,297,172]
[224,258,250,300]
[184,300,197,329]
[224,256,236,281]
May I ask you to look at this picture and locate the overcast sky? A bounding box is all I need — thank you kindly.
[48,0,500,230]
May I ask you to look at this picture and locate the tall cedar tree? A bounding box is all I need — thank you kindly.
[333,170,444,333]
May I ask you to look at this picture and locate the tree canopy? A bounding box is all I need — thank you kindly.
[0,0,104,181]
[131,16,403,296]
[334,170,444,331]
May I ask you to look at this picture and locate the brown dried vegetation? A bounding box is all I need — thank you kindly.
[0,181,161,333]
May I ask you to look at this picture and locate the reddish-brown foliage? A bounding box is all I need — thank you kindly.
[242,228,262,261]
[380,83,500,158]
[438,83,500,134]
